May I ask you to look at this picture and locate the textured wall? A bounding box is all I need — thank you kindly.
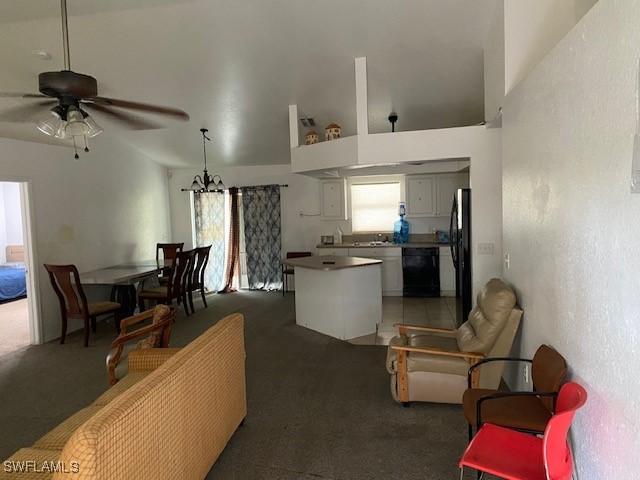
[503,0,640,478]
[0,136,171,342]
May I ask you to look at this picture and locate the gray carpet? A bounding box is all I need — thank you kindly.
[0,291,477,479]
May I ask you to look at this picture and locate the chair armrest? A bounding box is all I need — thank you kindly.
[391,344,484,362]
[128,348,181,372]
[106,312,175,385]
[394,323,457,336]
[118,309,156,333]
[467,357,533,388]
[476,391,558,431]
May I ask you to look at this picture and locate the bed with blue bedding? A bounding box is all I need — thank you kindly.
[0,263,27,302]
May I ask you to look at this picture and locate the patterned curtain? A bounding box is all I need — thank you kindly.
[194,192,225,292]
[241,185,282,290]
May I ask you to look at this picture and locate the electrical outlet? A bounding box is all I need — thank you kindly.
[477,242,495,255]
[504,252,510,270]
[523,364,530,384]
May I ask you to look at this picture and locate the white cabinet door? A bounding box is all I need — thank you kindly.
[406,176,436,217]
[321,180,346,220]
[439,247,455,296]
[435,174,460,217]
[381,256,403,296]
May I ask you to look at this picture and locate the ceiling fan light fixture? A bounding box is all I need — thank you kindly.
[34,108,65,138]
[82,114,103,138]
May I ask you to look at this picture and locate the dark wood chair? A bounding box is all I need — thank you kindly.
[44,264,122,347]
[156,242,184,284]
[188,245,211,313]
[139,249,195,316]
[282,251,312,296]
[105,305,175,385]
[463,344,568,440]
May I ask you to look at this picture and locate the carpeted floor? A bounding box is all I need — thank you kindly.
[0,297,30,358]
[0,291,481,479]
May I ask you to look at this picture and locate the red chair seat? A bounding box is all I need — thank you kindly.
[460,424,547,480]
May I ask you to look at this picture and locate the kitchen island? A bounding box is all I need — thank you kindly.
[284,255,382,340]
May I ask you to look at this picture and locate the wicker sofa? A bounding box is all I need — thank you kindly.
[1,313,246,479]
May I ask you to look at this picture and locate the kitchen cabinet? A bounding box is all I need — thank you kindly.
[406,174,467,217]
[347,247,402,296]
[439,246,455,296]
[436,174,460,216]
[320,179,347,220]
[406,176,436,216]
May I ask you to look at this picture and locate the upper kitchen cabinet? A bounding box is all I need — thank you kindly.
[321,179,347,220]
[406,174,467,217]
[406,176,436,216]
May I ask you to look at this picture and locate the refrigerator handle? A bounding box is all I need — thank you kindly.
[449,194,457,265]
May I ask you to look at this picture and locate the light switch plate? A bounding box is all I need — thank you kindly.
[504,252,510,270]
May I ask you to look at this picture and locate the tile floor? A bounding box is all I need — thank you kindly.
[349,296,458,346]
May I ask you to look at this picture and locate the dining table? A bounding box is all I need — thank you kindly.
[80,260,171,316]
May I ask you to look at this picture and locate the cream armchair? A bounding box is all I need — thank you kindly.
[386,278,523,405]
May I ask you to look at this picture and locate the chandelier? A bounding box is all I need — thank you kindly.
[182,128,225,193]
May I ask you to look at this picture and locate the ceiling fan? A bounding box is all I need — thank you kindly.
[0,0,190,158]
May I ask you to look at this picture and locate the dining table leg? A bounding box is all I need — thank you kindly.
[112,284,137,317]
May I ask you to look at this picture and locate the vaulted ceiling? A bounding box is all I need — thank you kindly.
[0,0,496,166]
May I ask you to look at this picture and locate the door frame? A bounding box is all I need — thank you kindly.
[1,177,43,345]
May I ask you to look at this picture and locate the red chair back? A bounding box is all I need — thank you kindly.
[543,382,588,480]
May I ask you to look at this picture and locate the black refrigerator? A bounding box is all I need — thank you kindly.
[449,188,472,326]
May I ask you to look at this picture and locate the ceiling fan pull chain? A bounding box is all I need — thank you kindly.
[84,135,90,152]
[72,136,79,159]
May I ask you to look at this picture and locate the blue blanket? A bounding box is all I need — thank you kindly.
[0,264,27,301]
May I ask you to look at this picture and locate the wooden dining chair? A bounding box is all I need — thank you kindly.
[139,249,195,316]
[188,245,211,313]
[44,264,122,347]
[282,251,313,296]
[156,242,184,284]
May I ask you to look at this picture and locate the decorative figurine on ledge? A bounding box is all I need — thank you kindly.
[325,123,341,141]
[305,130,319,145]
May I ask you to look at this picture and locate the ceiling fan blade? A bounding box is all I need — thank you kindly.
[0,92,48,99]
[83,102,163,130]
[0,101,57,122]
[88,96,189,121]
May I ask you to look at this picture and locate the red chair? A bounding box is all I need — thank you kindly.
[459,382,587,480]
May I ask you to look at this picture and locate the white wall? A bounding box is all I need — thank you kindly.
[502,0,639,477]
[0,136,171,342]
[484,0,505,122]
[0,182,24,264]
[504,0,598,94]
[2,182,23,246]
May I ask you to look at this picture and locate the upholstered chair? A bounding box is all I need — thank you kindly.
[386,278,523,405]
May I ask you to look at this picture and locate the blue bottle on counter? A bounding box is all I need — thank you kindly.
[393,202,410,244]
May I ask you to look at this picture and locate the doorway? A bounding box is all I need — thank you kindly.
[0,181,40,357]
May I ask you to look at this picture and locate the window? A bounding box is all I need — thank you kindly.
[350,182,401,232]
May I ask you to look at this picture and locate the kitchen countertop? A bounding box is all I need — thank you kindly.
[284,255,382,271]
[316,242,448,249]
